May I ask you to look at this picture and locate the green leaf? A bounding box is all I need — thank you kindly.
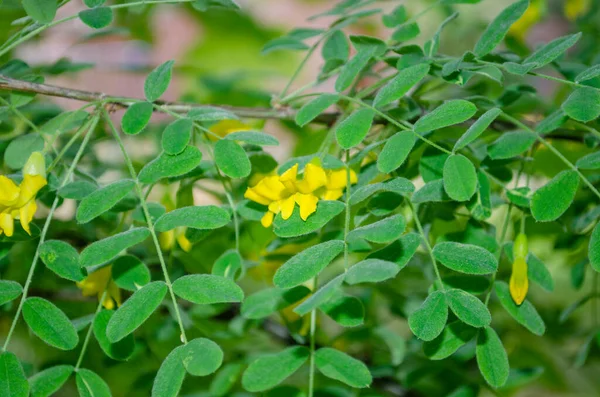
[79,7,113,29]
[121,102,153,135]
[373,63,430,107]
[138,146,202,184]
[487,131,536,160]
[368,232,421,268]
[84,0,105,7]
[314,348,372,388]
[273,240,344,289]
[4,134,45,169]
[392,22,420,41]
[347,214,405,244]
[537,109,568,135]
[530,170,579,222]
[443,154,477,202]
[473,0,529,57]
[374,327,406,365]
[408,291,448,341]
[590,222,600,272]
[22,0,56,24]
[80,228,151,268]
[468,171,492,220]
[377,131,416,173]
[241,286,310,320]
[225,131,279,146]
[562,87,600,122]
[335,50,373,92]
[0,352,29,397]
[494,281,545,335]
[350,177,414,205]
[424,321,477,360]
[212,249,242,279]
[319,293,364,327]
[294,274,344,316]
[22,297,79,350]
[273,200,345,238]
[262,37,309,54]
[39,240,86,282]
[0,280,23,306]
[322,30,349,61]
[144,60,174,102]
[29,365,73,397]
[106,281,167,342]
[210,363,244,397]
[151,346,186,397]
[433,242,498,274]
[575,64,600,83]
[76,179,136,223]
[154,205,230,232]
[345,259,400,285]
[58,180,97,200]
[454,108,501,151]
[412,179,451,203]
[162,118,192,155]
[242,346,310,392]
[93,310,135,360]
[577,151,600,170]
[414,100,477,135]
[336,108,375,149]
[187,106,238,122]
[172,274,243,304]
[76,369,111,397]
[523,33,581,68]
[112,255,151,291]
[476,326,509,388]
[181,338,223,376]
[446,289,491,328]
[214,139,251,178]
[295,94,339,127]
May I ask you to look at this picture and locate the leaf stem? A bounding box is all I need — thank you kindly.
[75,289,107,370]
[409,202,445,291]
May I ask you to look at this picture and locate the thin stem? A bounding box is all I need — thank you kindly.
[409,202,445,290]
[2,111,99,351]
[102,110,188,344]
[75,289,107,370]
[501,112,600,201]
[484,204,513,306]
[278,34,327,101]
[308,275,318,397]
[343,150,352,271]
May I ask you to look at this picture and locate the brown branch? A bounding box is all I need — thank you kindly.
[0,74,339,124]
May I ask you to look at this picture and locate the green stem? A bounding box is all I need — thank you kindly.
[343,150,352,271]
[409,202,445,290]
[102,110,188,344]
[75,289,107,370]
[308,275,318,397]
[278,34,327,101]
[484,204,513,306]
[2,111,99,352]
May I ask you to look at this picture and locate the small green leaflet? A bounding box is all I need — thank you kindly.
[106,281,167,342]
[84,0,105,7]
[473,0,529,57]
[575,64,600,83]
[347,214,405,244]
[454,108,501,151]
[314,348,372,388]
[423,321,477,360]
[212,249,243,279]
[295,94,339,127]
[172,274,244,304]
[320,293,364,327]
[76,369,111,397]
[181,338,223,376]
[112,255,151,291]
[377,131,416,173]
[374,327,406,365]
[273,200,345,238]
[576,151,600,170]
[242,346,309,392]
[76,179,136,224]
[322,30,349,61]
[495,281,546,335]
[350,177,415,205]
[408,291,448,341]
[433,242,498,274]
[22,0,56,24]
[144,60,174,102]
[214,139,251,178]
[0,352,29,397]
[373,63,430,107]
[446,289,491,328]
[154,205,230,232]
[22,297,79,350]
[562,87,600,123]
[344,259,400,285]
[414,100,477,135]
[58,180,97,200]
[28,365,73,397]
[121,102,153,135]
[162,118,192,155]
[335,108,375,149]
[588,222,600,272]
[487,130,536,160]
[0,280,23,306]
[476,326,509,388]
[261,37,308,54]
[335,49,374,92]
[151,346,186,397]
[80,228,151,268]
[79,7,113,29]
[273,240,344,289]
[138,146,202,184]
[241,286,310,319]
[523,33,581,69]
[93,310,135,361]
[225,131,279,146]
[294,274,344,316]
[187,106,238,122]
[443,154,477,202]
[412,179,451,203]
[39,240,86,282]
[4,134,45,170]
[530,170,579,222]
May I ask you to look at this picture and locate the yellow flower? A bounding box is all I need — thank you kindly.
[244,162,357,228]
[564,0,591,21]
[208,119,251,140]
[0,152,47,237]
[76,266,122,310]
[509,233,529,305]
[508,0,545,41]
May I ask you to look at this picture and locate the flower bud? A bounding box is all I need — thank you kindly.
[513,233,528,260]
[23,152,46,177]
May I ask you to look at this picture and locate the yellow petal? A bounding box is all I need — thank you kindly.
[0,176,20,206]
[268,200,281,214]
[107,280,122,307]
[244,187,272,206]
[280,164,299,192]
[208,119,250,140]
[294,193,318,221]
[159,230,175,251]
[326,169,349,190]
[78,266,112,296]
[280,196,296,220]
[254,176,287,201]
[509,257,528,305]
[565,0,590,21]
[0,213,14,237]
[297,163,327,194]
[176,230,193,253]
[16,175,47,207]
[261,211,274,228]
[322,189,343,201]
[19,200,37,235]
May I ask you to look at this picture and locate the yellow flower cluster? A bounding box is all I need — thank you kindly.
[244,162,357,228]
[76,266,122,310]
[0,152,47,237]
[509,233,529,305]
